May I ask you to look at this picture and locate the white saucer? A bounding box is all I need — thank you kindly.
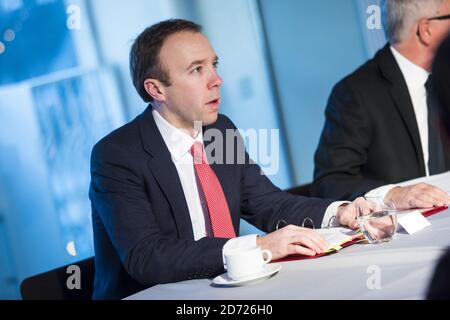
[212,264,282,287]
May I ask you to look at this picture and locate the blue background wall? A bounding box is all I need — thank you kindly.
[260,0,368,183]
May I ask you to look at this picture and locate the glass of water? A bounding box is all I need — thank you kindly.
[357,198,398,244]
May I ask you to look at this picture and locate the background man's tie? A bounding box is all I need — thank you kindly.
[191,142,236,238]
[426,75,446,175]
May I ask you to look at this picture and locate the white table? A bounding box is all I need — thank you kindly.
[125,208,450,300]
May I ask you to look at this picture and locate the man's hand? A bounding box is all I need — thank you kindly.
[336,197,376,230]
[256,225,329,260]
[385,183,450,210]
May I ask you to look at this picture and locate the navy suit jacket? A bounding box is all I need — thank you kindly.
[89,106,333,299]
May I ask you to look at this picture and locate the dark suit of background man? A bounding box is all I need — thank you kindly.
[312,0,450,210]
[432,35,450,141]
[89,19,373,300]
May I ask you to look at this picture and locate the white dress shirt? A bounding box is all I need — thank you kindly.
[365,46,431,200]
[152,109,343,259]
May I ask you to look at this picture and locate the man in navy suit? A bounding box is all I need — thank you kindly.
[89,19,374,300]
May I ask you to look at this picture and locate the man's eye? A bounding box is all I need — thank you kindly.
[192,66,203,74]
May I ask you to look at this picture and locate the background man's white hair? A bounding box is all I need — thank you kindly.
[382,0,444,44]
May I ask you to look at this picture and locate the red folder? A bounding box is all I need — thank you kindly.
[273,238,360,263]
[421,206,448,218]
[274,206,448,263]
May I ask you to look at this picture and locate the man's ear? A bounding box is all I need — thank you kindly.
[417,19,432,46]
[144,79,166,102]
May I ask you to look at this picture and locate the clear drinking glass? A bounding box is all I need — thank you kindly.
[358,198,398,244]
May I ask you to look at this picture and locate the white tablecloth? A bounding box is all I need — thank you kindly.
[125,208,450,300]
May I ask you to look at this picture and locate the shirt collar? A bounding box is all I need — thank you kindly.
[390,46,430,92]
[152,109,203,162]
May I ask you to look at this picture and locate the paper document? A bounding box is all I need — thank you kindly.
[397,210,431,234]
[316,228,361,253]
[397,170,450,194]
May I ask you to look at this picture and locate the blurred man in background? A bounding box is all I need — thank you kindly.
[427,35,450,300]
[313,0,450,210]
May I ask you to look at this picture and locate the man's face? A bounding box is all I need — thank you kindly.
[430,0,450,52]
[157,31,223,131]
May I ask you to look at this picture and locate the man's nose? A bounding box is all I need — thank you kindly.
[208,71,223,89]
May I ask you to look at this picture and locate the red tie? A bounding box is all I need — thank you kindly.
[191,142,236,239]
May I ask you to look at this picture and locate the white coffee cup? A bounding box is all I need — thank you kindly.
[224,246,272,281]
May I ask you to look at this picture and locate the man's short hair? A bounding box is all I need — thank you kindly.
[382,0,444,45]
[130,19,202,102]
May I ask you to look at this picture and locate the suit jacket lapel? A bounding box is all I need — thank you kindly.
[377,45,427,175]
[138,106,194,240]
